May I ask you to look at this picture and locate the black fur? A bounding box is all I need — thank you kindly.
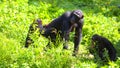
[90,34,117,61]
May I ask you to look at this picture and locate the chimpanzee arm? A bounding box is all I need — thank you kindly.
[74,27,82,52]
[58,12,71,47]
[61,21,70,45]
[73,19,84,55]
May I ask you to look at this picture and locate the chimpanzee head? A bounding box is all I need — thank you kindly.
[92,34,101,42]
[70,10,84,24]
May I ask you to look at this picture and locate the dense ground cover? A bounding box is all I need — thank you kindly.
[0,0,120,68]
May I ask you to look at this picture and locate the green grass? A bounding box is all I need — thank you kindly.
[0,0,120,68]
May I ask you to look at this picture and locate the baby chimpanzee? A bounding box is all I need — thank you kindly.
[89,34,117,61]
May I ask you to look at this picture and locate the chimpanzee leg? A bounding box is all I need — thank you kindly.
[25,24,35,48]
[25,19,43,48]
[61,21,71,49]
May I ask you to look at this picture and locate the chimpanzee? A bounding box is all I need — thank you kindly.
[89,34,117,61]
[25,10,84,56]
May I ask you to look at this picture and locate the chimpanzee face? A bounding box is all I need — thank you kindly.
[70,10,84,24]
[73,10,84,19]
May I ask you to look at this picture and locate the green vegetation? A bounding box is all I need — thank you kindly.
[0,0,120,68]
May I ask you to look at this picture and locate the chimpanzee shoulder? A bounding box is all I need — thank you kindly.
[62,11,72,18]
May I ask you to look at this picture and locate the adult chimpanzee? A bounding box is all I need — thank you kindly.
[89,34,117,61]
[25,10,84,56]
